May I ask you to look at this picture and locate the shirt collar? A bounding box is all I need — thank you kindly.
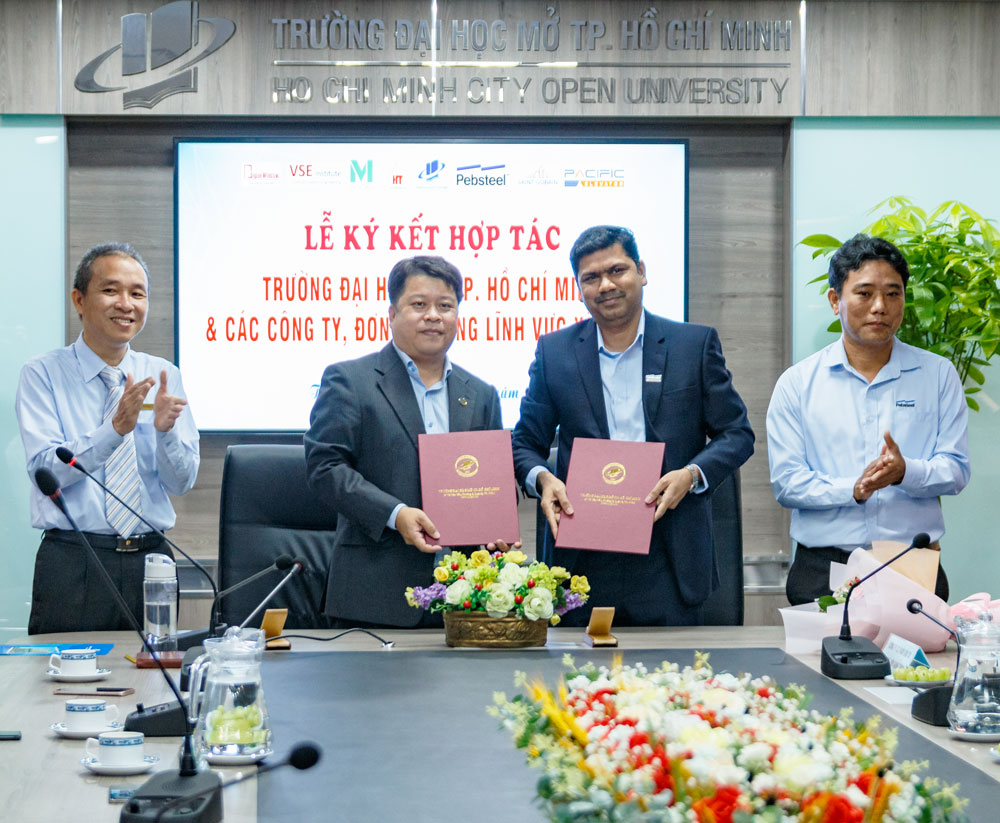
[596,312,645,357]
[826,336,921,381]
[73,333,132,383]
[391,342,452,385]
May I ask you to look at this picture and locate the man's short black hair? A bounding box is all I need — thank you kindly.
[828,233,909,295]
[73,242,150,294]
[387,256,463,305]
[569,226,641,277]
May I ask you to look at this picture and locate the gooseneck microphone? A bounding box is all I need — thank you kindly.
[149,743,321,823]
[820,532,932,680]
[209,553,296,636]
[34,469,223,823]
[240,559,304,629]
[906,598,960,727]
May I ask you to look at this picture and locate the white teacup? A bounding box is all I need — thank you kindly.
[49,647,98,676]
[85,731,144,767]
[65,698,119,732]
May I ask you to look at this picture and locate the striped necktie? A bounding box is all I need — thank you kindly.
[99,367,143,537]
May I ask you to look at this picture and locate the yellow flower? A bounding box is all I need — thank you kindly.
[433,566,450,583]
[505,549,527,565]
[469,549,492,568]
[570,575,590,595]
[550,614,561,626]
[549,565,570,580]
[404,587,417,607]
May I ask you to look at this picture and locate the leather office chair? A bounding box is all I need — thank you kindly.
[217,444,337,630]
[533,463,745,626]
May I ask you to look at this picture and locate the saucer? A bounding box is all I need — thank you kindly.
[884,675,953,689]
[205,749,273,766]
[946,729,1000,743]
[47,668,111,683]
[80,755,159,776]
[51,720,123,739]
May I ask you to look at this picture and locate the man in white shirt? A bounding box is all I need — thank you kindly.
[16,242,199,633]
[767,234,969,604]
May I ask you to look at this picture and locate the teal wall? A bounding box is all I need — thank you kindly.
[0,116,66,639]
[790,117,1000,602]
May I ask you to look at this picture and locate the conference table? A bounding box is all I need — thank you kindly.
[3,626,999,822]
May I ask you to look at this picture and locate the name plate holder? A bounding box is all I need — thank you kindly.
[584,607,618,647]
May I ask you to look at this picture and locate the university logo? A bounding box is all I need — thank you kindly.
[74,1,236,109]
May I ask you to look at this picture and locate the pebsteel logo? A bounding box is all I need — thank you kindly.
[456,163,506,187]
[564,168,626,188]
[75,1,236,109]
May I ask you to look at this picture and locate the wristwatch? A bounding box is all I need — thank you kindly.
[684,464,700,489]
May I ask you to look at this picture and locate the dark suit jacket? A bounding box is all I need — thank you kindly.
[512,311,754,608]
[305,344,503,626]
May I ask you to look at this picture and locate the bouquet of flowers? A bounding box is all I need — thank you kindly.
[490,654,968,823]
[405,549,590,625]
[818,576,861,613]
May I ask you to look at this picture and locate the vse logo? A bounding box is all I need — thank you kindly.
[75,1,236,109]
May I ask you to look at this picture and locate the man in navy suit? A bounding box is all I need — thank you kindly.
[512,226,754,626]
[306,256,504,627]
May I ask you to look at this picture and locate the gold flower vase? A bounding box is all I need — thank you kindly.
[443,611,548,648]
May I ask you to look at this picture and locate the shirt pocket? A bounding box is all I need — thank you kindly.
[890,410,936,457]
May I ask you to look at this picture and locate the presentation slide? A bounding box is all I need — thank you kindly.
[176,140,687,430]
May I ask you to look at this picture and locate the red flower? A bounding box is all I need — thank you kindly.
[692,786,742,823]
[820,794,864,823]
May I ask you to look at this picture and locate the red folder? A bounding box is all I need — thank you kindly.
[554,438,664,554]
[418,430,520,547]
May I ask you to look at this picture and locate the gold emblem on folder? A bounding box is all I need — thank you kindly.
[602,462,626,485]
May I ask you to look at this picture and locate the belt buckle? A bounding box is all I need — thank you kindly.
[116,536,141,552]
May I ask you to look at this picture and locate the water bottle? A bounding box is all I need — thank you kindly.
[143,553,178,652]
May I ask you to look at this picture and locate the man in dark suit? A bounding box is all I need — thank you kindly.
[305,256,503,627]
[512,226,754,626]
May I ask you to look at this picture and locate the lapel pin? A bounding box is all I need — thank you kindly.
[644,374,662,383]
[458,396,469,406]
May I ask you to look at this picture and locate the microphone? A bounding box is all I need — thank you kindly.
[240,559,304,629]
[906,598,959,728]
[209,553,295,636]
[820,532,932,679]
[146,743,321,823]
[34,469,223,823]
[55,446,218,650]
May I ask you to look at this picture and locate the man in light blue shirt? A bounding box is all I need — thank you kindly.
[16,242,199,633]
[767,234,969,604]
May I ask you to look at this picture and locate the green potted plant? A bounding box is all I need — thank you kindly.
[800,196,1000,409]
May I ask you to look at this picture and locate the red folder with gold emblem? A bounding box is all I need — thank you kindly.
[418,430,520,547]
[554,438,665,554]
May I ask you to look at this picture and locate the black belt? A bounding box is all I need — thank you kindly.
[44,529,164,553]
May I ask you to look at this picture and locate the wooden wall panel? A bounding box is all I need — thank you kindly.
[0,0,59,113]
[66,119,790,578]
[805,1,1000,116]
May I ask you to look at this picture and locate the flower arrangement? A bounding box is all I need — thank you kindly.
[818,576,861,613]
[490,654,968,823]
[405,549,590,625]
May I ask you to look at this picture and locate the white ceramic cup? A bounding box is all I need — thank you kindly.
[49,648,98,676]
[64,698,119,732]
[85,731,144,766]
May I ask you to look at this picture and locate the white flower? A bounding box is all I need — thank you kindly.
[444,579,472,605]
[486,586,515,618]
[522,587,553,620]
[499,562,528,588]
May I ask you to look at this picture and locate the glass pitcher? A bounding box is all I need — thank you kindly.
[946,605,1000,735]
[189,628,273,762]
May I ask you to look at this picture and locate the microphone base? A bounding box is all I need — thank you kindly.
[176,628,211,652]
[124,700,188,737]
[120,768,222,823]
[911,683,952,726]
[179,646,205,692]
[820,635,891,679]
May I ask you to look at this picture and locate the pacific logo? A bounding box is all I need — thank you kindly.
[564,169,626,188]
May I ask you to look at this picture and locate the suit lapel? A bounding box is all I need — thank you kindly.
[575,321,610,439]
[375,345,425,449]
[447,368,474,431]
[642,312,668,426]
